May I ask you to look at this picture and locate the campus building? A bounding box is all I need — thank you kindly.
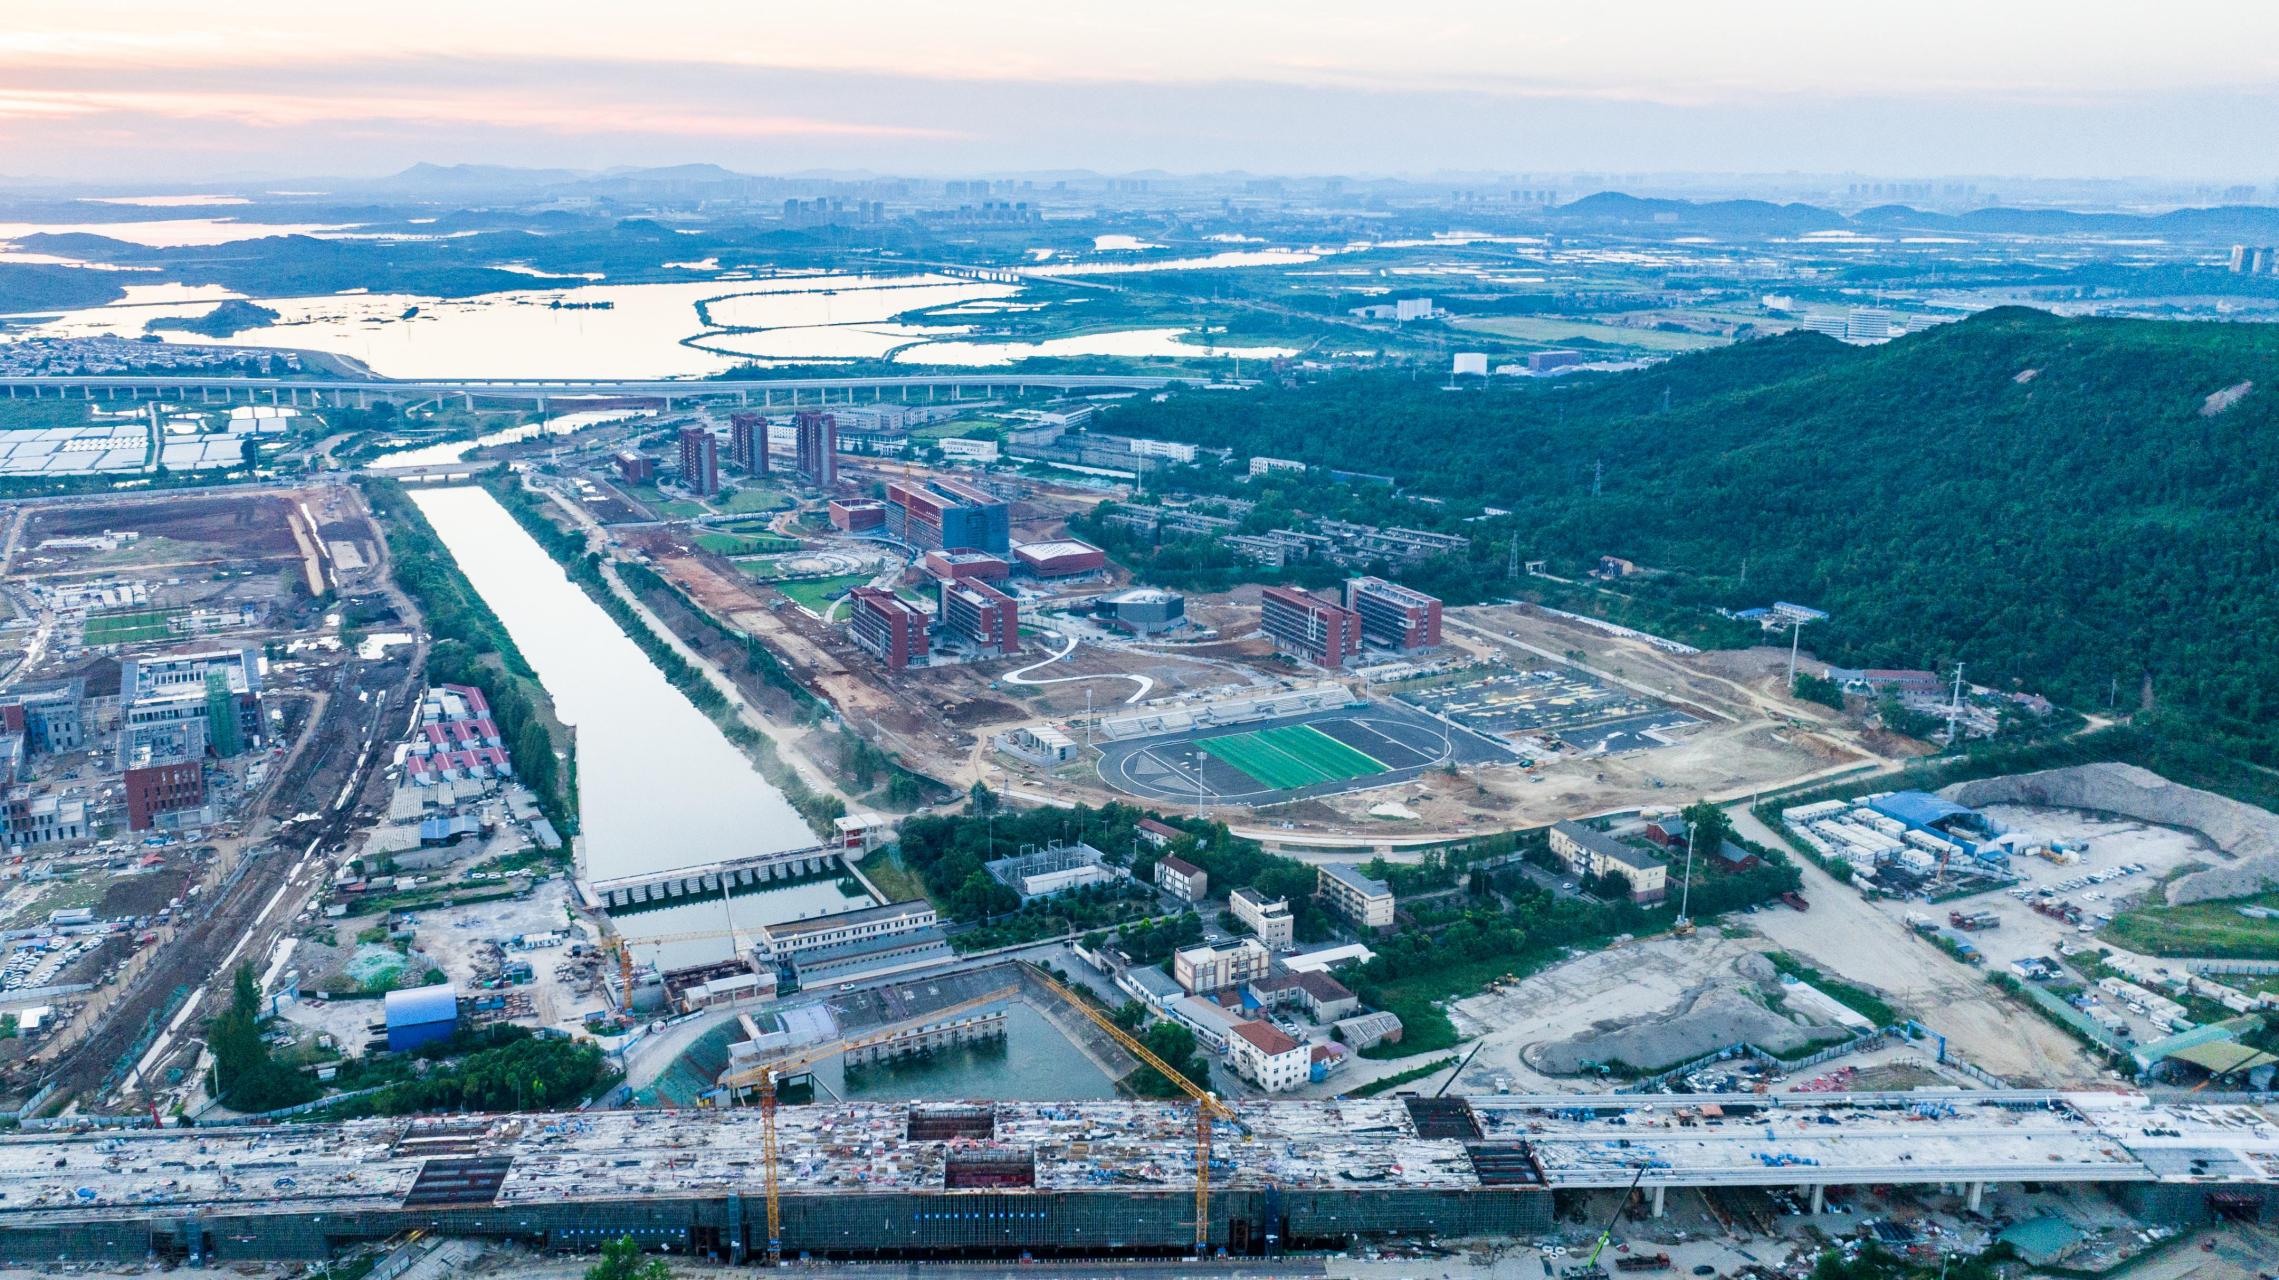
[884,477,1010,553]
[828,499,886,532]
[846,588,928,671]
[1153,854,1208,903]
[1259,586,1360,669]
[1345,577,1442,652]
[613,451,654,484]
[1012,539,1107,578]
[0,679,85,754]
[678,426,719,497]
[937,579,1020,658]
[1229,1020,1310,1094]
[729,412,769,475]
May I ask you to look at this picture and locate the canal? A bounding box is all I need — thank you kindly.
[407,485,816,894]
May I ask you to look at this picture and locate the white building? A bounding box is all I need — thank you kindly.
[1248,456,1307,477]
[1173,937,1271,994]
[1229,1020,1310,1093]
[756,900,938,959]
[1229,887,1294,949]
[1316,864,1396,930]
[937,437,1001,463]
[1451,352,1489,377]
[1127,438,1198,463]
[1154,854,1208,904]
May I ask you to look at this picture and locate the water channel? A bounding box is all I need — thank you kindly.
[406,485,815,890]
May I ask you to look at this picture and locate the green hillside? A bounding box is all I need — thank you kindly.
[1098,309,2279,761]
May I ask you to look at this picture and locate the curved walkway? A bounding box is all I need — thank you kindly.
[1001,631,1152,705]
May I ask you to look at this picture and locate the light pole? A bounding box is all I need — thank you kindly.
[1675,816,1698,935]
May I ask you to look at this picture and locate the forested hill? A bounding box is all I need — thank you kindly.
[1097,309,2279,761]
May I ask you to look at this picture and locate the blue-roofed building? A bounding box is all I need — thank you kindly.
[383,983,460,1053]
[1870,791,1982,833]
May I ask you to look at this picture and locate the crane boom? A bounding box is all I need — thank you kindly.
[712,983,1020,1266]
[1021,963,1233,1256]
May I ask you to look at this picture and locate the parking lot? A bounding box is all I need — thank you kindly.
[1391,665,1697,754]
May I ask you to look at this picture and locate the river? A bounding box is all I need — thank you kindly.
[407,486,815,887]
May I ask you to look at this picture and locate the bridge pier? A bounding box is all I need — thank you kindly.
[1650,1185,1666,1218]
[1965,1181,1984,1212]
[1808,1184,1825,1215]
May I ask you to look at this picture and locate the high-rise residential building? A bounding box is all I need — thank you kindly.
[1259,585,1360,668]
[1345,577,1442,652]
[794,410,838,487]
[937,579,1020,658]
[846,587,927,671]
[678,425,719,496]
[729,412,768,475]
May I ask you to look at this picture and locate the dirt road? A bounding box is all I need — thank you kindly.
[1726,803,2106,1086]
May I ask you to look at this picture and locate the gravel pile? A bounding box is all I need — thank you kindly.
[1941,763,2279,903]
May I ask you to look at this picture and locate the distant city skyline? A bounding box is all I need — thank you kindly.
[5,1,2279,182]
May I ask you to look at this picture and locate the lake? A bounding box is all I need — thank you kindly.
[407,485,815,886]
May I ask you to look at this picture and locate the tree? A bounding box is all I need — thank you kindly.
[967,780,999,815]
[584,1236,674,1280]
[1679,801,1734,855]
[1591,868,1634,901]
[239,436,261,473]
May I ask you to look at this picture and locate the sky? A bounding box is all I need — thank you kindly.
[6,1,2279,182]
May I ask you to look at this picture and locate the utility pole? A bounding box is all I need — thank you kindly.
[1787,623,1804,687]
[1506,533,1520,581]
[1591,459,1603,498]
[1084,686,1094,746]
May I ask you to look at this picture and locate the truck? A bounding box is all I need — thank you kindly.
[1617,1254,1674,1272]
[1780,892,1810,912]
[1948,910,2001,931]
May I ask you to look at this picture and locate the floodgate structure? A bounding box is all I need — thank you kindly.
[1,1091,2273,1265]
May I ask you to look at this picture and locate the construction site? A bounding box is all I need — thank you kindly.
[0,1088,2269,1266]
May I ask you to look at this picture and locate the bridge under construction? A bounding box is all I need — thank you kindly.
[0,1090,2270,1265]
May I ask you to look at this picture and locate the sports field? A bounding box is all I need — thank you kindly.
[83,608,179,645]
[1198,724,1386,791]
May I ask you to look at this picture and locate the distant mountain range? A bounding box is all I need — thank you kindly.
[1541,190,2279,238]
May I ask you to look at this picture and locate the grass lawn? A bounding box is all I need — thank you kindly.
[912,419,1001,441]
[1452,314,1730,353]
[1359,952,1523,1058]
[83,607,181,645]
[774,573,873,614]
[711,484,790,515]
[695,531,799,556]
[2099,891,2279,959]
[856,849,930,904]
[1200,724,1385,790]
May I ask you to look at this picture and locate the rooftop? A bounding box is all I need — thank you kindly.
[1233,1020,1302,1056]
[0,1092,2268,1228]
[1552,820,1665,872]
[1318,863,1393,898]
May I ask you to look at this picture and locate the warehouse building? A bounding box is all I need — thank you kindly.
[757,900,939,960]
[1259,585,1360,669]
[937,579,1020,659]
[846,588,928,671]
[382,983,460,1053]
[1345,577,1442,653]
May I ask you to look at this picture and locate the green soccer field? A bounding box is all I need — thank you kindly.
[83,608,179,645]
[1198,723,1387,791]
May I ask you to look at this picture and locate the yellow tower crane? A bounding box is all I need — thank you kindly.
[1020,963,1239,1258]
[716,984,1021,1264]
